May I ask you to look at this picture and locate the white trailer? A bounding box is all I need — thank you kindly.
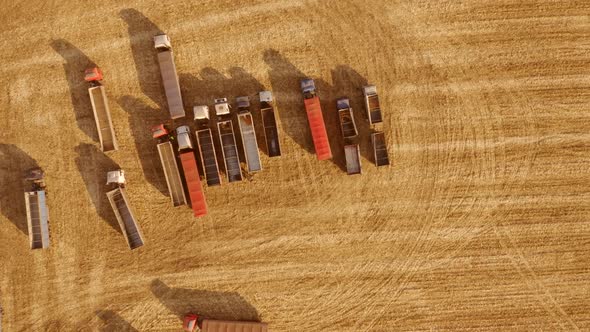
[106,170,144,250]
[236,96,262,173]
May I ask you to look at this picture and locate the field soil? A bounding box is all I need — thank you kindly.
[1,0,589,331]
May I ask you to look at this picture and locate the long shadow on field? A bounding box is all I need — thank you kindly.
[119,8,166,109]
[263,49,347,171]
[117,95,169,196]
[179,68,267,171]
[96,310,138,332]
[150,279,261,322]
[50,39,99,143]
[330,65,375,163]
[75,143,122,234]
[0,144,39,234]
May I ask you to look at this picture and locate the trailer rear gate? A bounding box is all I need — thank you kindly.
[196,129,222,186]
[201,320,268,332]
[89,86,118,152]
[372,132,390,166]
[238,113,262,172]
[157,50,185,119]
[107,188,144,249]
[157,142,187,206]
[25,191,50,249]
[261,105,281,157]
[218,120,243,182]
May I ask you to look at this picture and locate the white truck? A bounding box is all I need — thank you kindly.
[154,34,185,119]
[236,96,262,173]
[363,85,390,166]
[106,170,144,250]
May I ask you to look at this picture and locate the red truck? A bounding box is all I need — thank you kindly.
[301,79,332,160]
[183,314,268,332]
[177,126,208,217]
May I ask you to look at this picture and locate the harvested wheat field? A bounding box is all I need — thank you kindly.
[1,0,590,331]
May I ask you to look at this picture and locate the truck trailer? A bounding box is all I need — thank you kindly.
[152,124,187,207]
[85,67,118,152]
[259,91,281,157]
[301,79,332,160]
[183,314,268,332]
[24,168,50,250]
[363,85,390,166]
[337,98,361,175]
[236,96,262,173]
[194,106,222,186]
[106,170,144,250]
[177,126,208,217]
[215,98,242,183]
[154,34,185,119]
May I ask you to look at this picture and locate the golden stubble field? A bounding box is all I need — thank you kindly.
[1,0,589,331]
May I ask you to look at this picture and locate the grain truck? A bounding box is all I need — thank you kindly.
[85,67,118,152]
[363,85,390,166]
[176,126,208,217]
[152,124,187,207]
[194,105,222,186]
[215,98,243,183]
[301,79,332,160]
[259,91,281,157]
[183,314,268,332]
[337,98,361,175]
[24,168,50,250]
[236,96,262,173]
[106,170,144,250]
[154,34,185,119]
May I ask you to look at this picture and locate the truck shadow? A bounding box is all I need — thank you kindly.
[150,279,261,322]
[119,8,166,110]
[330,65,374,164]
[96,310,138,332]
[74,143,122,234]
[117,95,169,196]
[263,49,350,172]
[0,144,39,234]
[179,68,267,172]
[50,39,99,143]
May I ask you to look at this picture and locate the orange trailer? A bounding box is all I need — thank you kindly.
[180,151,207,217]
[301,79,332,160]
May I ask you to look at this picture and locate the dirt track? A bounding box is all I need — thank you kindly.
[1,0,590,331]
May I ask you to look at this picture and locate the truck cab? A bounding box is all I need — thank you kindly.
[193,105,210,122]
[176,125,193,151]
[153,34,171,50]
[214,98,230,116]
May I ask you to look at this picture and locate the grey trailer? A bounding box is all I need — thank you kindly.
[372,132,390,166]
[25,190,50,249]
[363,85,383,125]
[154,34,185,119]
[344,144,362,175]
[259,91,281,157]
[236,96,262,173]
[88,86,118,152]
[217,120,242,182]
[157,141,187,206]
[196,128,222,186]
[106,187,144,250]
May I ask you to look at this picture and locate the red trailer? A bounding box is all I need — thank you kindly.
[301,79,332,160]
[183,314,268,332]
[180,151,207,217]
